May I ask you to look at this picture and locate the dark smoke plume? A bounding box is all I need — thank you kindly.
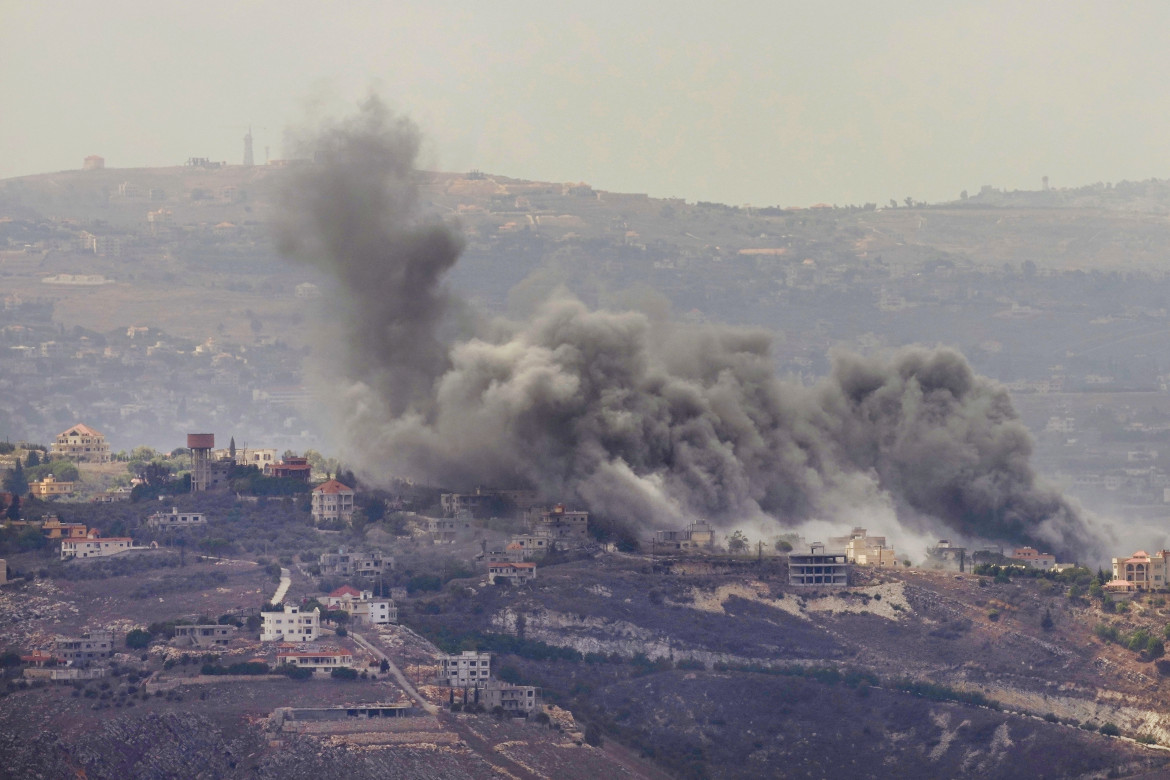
[277,99,1107,561]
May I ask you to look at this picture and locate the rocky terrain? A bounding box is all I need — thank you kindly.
[405,554,1170,778]
[6,521,1170,778]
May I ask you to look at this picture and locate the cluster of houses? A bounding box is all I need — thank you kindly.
[20,630,115,681]
[437,650,542,714]
[474,504,596,585]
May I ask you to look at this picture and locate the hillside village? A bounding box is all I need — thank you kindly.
[8,165,1170,528]
[9,165,1170,775]
[5,422,1170,776]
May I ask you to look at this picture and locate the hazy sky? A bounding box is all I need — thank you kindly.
[3,1,1170,207]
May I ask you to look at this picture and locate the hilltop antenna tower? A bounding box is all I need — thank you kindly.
[243,126,254,167]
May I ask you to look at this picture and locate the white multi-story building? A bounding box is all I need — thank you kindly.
[61,530,136,560]
[312,480,355,525]
[439,650,491,687]
[261,604,320,642]
[324,586,397,625]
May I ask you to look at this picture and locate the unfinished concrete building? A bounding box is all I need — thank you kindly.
[788,545,849,587]
[481,680,542,714]
[171,624,236,648]
[54,631,114,664]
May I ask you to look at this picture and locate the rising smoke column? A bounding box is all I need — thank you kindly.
[275,100,463,416]
[276,99,1107,561]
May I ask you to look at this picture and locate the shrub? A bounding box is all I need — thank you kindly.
[1099,723,1121,737]
[406,574,442,594]
[330,667,358,681]
[276,664,313,681]
[1094,623,1121,643]
[125,628,153,649]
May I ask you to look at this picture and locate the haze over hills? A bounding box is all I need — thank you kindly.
[7,151,1170,556]
[8,146,1170,778]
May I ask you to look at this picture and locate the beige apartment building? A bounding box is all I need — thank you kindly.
[50,424,110,463]
[311,480,355,525]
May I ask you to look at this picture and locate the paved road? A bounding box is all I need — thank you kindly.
[271,567,290,604]
[350,629,439,715]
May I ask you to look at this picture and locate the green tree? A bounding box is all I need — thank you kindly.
[125,629,153,649]
[29,461,79,483]
[727,530,749,555]
[1041,609,1054,632]
[323,609,350,625]
[4,460,28,496]
[5,494,21,521]
[25,449,40,467]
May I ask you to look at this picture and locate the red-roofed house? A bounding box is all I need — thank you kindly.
[324,585,397,625]
[312,480,355,525]
[266,455,312,483]
[21,650,64,668]
[329,585,362,600]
